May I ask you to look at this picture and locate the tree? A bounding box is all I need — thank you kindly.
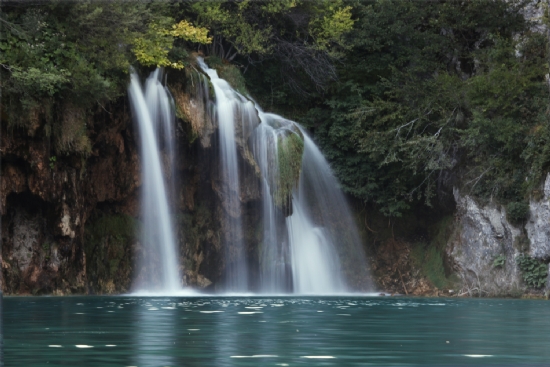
[190,0,355,94]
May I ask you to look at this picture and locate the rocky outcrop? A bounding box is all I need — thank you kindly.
[447,189,524,296]
[1,64,245,294]
[448,181,550,295]
[1,105,140,294]
[526,173,550,260]
[171,68,217,149]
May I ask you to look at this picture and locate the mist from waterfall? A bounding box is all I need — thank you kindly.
[128,69,181,293]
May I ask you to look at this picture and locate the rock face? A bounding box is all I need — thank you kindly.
[447,189,524,296]
[1,106,139,294]
[526,173,550,260]
[1,65,265,294]
[449,181,550,295]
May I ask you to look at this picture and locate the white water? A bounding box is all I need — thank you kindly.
[253,113,368,294]
[251,116,290,292]
[128,69,180,293]
[197,58,258,291]
[197,59,369,294]
[290,128,368,293]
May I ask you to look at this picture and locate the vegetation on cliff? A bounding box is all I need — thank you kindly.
[3,1,546,212]
[0,2,210,155]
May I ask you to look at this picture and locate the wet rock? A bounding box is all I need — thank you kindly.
[11,208,40,273]
[170,69,217,149]
[197,274,212,288]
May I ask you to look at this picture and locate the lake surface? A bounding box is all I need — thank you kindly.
[3,295,550,366]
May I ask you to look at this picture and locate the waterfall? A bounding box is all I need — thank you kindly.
[128,69,181,293]
[196,58,258,292]
[197,59,370,294]
[290,128,369,293]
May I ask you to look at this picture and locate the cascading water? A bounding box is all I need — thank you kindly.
[128,69,181,293]
[196,57,258,292]
[197,59,370,294]
[252,113,369,294]
[290,126,369,293]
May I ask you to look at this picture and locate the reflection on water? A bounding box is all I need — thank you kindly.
[4,296,550,366]
[134,299,175,367]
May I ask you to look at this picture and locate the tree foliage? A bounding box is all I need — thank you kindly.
[244,0,549,217]
[190,0,355,93]
[0,1,210,154]
[2,0,549,220]
[133,19,211,69]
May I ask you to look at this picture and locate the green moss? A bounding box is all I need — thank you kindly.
[84,213,138,293]
[274,132,304,210]
[411,243,451,289]
[410,216,457,289]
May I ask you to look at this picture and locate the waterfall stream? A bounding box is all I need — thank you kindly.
[128,69,181,293]
[198,59,370,294]
[196,58,257,291]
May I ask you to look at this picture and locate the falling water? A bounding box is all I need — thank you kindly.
[290,127,369,293]
[252,113,369,294]
[196,57,259,291]
[197,58,369,294]
[128,69,180,293]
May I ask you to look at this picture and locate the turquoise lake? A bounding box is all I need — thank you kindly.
[3,296,550,366]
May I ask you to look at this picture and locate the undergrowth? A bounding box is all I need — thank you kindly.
[410,216,457,289]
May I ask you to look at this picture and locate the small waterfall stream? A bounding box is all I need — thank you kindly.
[197,57,258,292]
[128,69,181,293]
[252,113,367,294]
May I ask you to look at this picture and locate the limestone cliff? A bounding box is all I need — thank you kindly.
[448,179,550,296]
[526,173,550,260]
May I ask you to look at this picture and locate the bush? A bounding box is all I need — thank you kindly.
[516,255,548,289]
[493,254,506,268]
[506,201,530,224]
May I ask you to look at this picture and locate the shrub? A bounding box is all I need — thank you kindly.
[506,201,530,224]
[492,254,506,268]
[516,255,548,289]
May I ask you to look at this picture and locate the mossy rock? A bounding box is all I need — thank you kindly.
[84,213,138,293]
[273,130,304,214]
